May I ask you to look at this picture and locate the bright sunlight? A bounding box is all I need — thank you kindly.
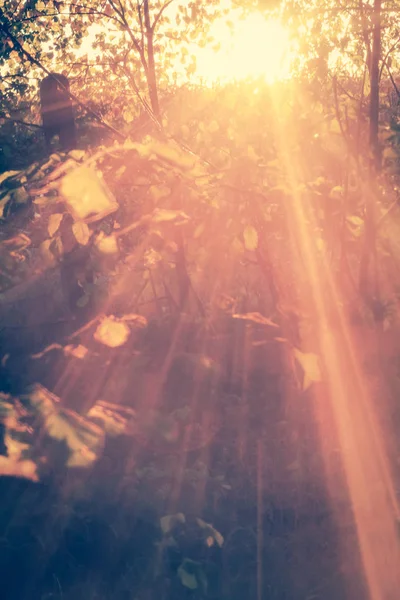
[192,14,293,84]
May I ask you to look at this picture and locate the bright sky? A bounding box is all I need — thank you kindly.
[77,2,294,86]
[187,13,293,84]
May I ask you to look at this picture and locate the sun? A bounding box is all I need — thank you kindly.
[192,14,293,85]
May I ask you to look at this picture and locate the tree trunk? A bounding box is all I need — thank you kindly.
[369,0,382,170]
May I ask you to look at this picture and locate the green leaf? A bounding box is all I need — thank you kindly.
[177,560,199,590]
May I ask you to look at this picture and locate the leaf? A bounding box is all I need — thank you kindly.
[0,170,20,187]
[0,456,38,481]
[329,186,344,200]
[45,408,104,468]
[94,316,130,348]
[150,140,196,170]
[64,344,88,359]
[160,513,186,534]
[120,314,147,327]
[48,213,63,237]
[60,166,118,222]
[243,225,258,251]
[87,401,136,437]
[95,233,118,254]
[151,208,190,225]
[76,293,90,307]
[232,312,278,327]
[347,215,364,227]
[0,192,12,218]
[149,185,171,201]
[196,518,224,547]
[293,348,322,391]
[68,149,86,161]
[20,384,104,468]
[12,186,29,205]
[177,560,198,590]
[72,221,91,245]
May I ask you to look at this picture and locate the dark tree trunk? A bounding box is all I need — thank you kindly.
[369,0,382,170]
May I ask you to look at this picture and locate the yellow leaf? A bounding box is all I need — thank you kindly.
[60,166,118,221]
[72,221,91,245]
[48,213,63,237]
[94,316,130,348]
[243,225,258,251]
[293,348,322,391]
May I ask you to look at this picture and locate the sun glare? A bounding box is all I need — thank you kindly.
[192,14,293,85]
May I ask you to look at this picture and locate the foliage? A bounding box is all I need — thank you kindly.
[2,1,400,598]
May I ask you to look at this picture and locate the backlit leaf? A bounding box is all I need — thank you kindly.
[94,316,130,348]
[151,208,190,225]
[60,166,118,222]
[293,348,322,391]
[232,312,278,327]
[0,170,20,186]
[243,225,258,251]
[64,344,88,359]
[120,314,147,327]
[95,233,118,254]
[48,213,63,237]
[87,400,136,437]
[72,221,91,245]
